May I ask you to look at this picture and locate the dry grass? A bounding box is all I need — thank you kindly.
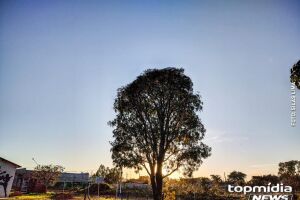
[8,193,52,199]
[7,193,120,200]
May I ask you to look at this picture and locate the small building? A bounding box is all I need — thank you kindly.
[13,168,45,193]
[13,168,90,193]
[13,168,33,193]
[0,157,21,197]
[90,176,105,184]
[59,172,89,183]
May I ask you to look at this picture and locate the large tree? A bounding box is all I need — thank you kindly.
[32,164,64,192]
[227,171,247,185]
[278,160,300,191]
[210,175,223,184]
[290,60,300,89]
[249,175,279,186]
[109,68,211,200]
[278,160,300,177]
[93,164,122,184]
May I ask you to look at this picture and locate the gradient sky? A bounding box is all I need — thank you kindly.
[0,0,299,179]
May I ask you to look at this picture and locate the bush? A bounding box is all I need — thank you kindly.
[52,193,73,200]
[10,191,23,197]
[33,183,47,193]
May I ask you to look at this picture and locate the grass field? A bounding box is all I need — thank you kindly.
[6,193,116,200]
[6,192,299,200]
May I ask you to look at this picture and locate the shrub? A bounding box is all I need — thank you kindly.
[52,193,73,200]
[10,191,23,197]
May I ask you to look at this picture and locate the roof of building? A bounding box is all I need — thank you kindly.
[0,157,21,168]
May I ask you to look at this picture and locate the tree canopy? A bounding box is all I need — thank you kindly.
[278,160,300,192]
[93,164,122,184]
[249,175,279,186]
[227,171,247,185]
[279,160,300,177]
[109,68,211,200]
[290,60,300,89]
[32,164,64,191]
[210,175,222,184]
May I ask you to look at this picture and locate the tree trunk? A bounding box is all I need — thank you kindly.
[151,162,164,200]
[150,175,158,200]
[154,176,163,200]
[156,163,163,200]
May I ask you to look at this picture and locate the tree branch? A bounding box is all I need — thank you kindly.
[141,163,151,176]
[163,164,180,179]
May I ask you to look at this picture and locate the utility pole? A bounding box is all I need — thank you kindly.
[32,158,39,166]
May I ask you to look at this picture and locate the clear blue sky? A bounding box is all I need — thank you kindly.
[0,0,299,178]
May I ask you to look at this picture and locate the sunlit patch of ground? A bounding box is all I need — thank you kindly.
[5,193,52,199]
[5,193,130,200]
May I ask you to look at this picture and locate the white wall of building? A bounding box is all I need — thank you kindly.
[0,160,18,197]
